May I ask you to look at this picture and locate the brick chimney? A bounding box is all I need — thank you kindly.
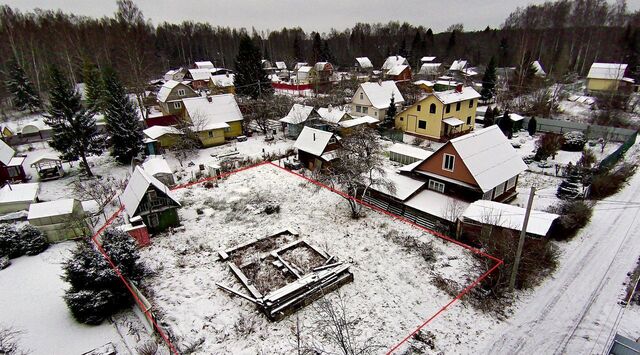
[455,84,463,93]
[207,96,212,102]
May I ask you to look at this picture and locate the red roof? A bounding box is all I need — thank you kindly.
[145,115,179,128]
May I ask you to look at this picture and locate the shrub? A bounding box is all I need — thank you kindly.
[19,224,49,256]
[527,117,537,136]
[562,131,587,151]
[0,224,22,258]
[589,163,637,199]
[534,133,564,161]
[547,200,593,240]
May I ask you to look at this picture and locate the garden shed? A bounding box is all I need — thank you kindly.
[142,156,175,186]
[0,183,39,214]
[30,154,64,181]
[27,198,91,242]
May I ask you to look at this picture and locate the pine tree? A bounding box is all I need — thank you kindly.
[484,106,495,126]
[44,66,104,177]
[19,224,49,256]
[0,224,21,258]
[102,67,143,164]
[82,59,103,111]
[5,60,41,112]
[528,117,537,136]
[312,32,322,63]
[447,31,457,54]
[321,40,334,63]
[293,35,303,62]
[383,94,397,129]
[235,35,273,99]
[498,111,514,138]
[398,39,408,58]
[480,56,497,102]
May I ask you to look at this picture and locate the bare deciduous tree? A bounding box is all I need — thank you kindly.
[0,325,27,355]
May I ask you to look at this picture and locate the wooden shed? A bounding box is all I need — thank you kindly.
[0,183,39,214]
[27,199,91,242]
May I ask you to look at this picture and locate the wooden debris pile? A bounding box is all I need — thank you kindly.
[217,229,353,321]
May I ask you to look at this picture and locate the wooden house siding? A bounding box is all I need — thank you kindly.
[414,143,478,188]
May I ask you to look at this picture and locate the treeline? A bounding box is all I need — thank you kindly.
[0,0,639,101]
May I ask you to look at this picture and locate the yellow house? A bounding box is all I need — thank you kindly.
[182,94,244,147]
[209,74,236,94]
[395,86,480,141]
[142,126,183,148]
[586,63,635,93]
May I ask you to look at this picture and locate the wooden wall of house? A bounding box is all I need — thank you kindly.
[414,144,478,188]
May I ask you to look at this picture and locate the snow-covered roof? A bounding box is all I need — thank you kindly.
[142,156,173,176]
[314,62,331,71]
[414,80,435,87]
[275,61,287,70]
[405,189,470,222]
[387,64,409,76]
[388,143,433,160]
[338,115,379,128]
[195,61,214,69]
[532,60,546,76]
[370,168,425,201]
[443,117,464,127]
[30,154,61,166]
[8,157,24,167]
[450,60,468,71]
[188,69,213,81]
[280,104,315,124]
[157,80,182,103]
[121,166,180,217]
[421,56,436,62]
[448,125,527,192]
[359,81,405,109]
[75,83,87,101]
[294,62,308,70]
[509,113,525,122]
[182,94,243,131]
[382,56,408,71]
[0,183,39,204]
[28,199,77,220]
[210,74,234,87]
[317,106,348,124]
[434,86,481,104]
[419,63,442,75]
[0,139,15,165]
[293,126,334,156]
[462,200,559,237]
[587,63,628,80]
[355,57,373,68]
[143,125,182,140]
[298,66,313,73]
[21,119,51,135]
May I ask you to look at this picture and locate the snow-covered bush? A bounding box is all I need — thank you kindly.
[534,133,564,161]
[562,131,586,151]
[0,224,22,258]
[62,229,142,325]
[547,200,593,241]
[589,163,636,199]
[19,224,49,256]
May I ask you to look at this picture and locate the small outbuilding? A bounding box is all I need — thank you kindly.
[0,183,39,214]
[293,126,340,170]
[28,198,90,242]
[387,143,433,165]
[30,154,64,181]
[142,156,175,186]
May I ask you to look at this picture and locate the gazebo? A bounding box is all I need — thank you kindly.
[30,154,64,181]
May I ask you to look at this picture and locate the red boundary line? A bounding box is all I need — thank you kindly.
[89,160,503,354]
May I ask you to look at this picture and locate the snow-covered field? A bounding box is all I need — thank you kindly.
[137,163,498,354]
[0,242,126,355]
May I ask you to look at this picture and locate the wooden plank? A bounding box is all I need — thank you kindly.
[277,255,302,279]
[216,283,261,305]
[227,262,263,299]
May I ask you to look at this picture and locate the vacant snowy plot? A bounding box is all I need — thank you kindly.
[138,163,497,354]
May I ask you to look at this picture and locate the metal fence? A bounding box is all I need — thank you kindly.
[523,117,637,143]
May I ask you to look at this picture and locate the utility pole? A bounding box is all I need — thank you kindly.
[509,185,536,293]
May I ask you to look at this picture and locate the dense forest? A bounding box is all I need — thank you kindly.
[0,0,639,99]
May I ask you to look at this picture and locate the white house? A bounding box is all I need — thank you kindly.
[350,81,405,119]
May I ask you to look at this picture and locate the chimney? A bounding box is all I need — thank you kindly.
[207,96,212,103]
[313,133,316,141]
[455,84,463,93]
[327,104,332,112]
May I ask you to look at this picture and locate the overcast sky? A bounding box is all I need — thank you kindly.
[5,0,640,33]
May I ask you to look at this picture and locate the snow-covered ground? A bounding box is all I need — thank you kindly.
[136,163,498,354]
[0,242,127,355]
[474,142,640,354]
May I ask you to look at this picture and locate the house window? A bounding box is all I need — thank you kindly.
[178,89,186,97]
[208,131,214,138]
[362,107,368,114]
[148,213,159,227]
[446,104,451,113]
[417,105,421,112]
[173,101,182,109]
[356,105,361,113]
[506,176,517,190]
[418,120,426,129]
[466,116,471,125]
[456,102,461,111]
[443,154,455,171]
[374,111,377,116]
[7,166,20,177]
[400,117,404,121]
[360,92,364,100]
[224,127,230,132]
[493,182,506,199]
[428,179,445,193]
[430,103,436,114]
[147,190,157,201]
[469,99,474,108]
